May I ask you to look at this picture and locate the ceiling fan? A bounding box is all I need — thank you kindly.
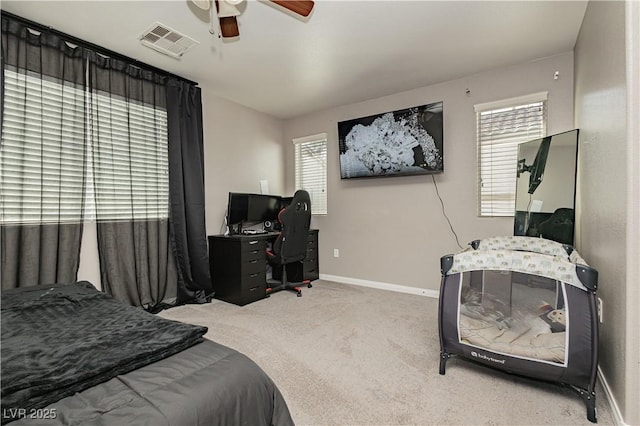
[191,0,315,38]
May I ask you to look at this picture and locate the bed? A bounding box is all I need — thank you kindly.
[438,236,599,423]
[1,282,293,425]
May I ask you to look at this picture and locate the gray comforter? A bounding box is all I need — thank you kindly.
[1,282,293,425]
[8,340,294,426]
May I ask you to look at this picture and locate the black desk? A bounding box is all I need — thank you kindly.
[208,230,319,306]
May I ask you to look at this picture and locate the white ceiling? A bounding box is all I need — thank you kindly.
[2,0,588,119]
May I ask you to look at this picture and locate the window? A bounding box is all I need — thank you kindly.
[90,91,168,221]
[293,133,327,215]
[1,70,87,224]
[475,93,547,217]
[0,69,168,225]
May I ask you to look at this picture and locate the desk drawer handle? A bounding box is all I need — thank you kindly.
[248,240,259,245]
[248,285,259,292]
[249,260,258,264]
[249,273,259,278]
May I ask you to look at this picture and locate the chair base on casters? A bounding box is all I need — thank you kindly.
[266,279,312,297]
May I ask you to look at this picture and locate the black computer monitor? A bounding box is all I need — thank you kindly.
[227,192,282,234]
[279,196,293,210]
[227,193,249,226]
[247,194,281,222]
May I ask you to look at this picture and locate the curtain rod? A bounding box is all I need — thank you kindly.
[1,10,198,87]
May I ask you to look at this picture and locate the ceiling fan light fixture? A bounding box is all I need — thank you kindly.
[217,1,241,18]
[191,0,211,11]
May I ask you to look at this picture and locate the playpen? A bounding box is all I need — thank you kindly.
[438,236,599,422]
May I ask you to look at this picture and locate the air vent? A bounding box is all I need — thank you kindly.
[139,22,199,59]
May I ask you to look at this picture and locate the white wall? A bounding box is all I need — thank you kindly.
[283,53,575,291]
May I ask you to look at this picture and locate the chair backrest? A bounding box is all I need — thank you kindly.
[273,190,311,264]
[538,207,575,245]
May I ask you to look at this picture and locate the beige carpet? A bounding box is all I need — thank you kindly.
[159,280,614,425]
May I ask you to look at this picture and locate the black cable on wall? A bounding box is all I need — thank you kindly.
[431,174,464,250]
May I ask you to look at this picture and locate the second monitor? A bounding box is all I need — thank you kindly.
[227,192,286,234]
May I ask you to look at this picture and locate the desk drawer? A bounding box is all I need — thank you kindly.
[241,247,264,263]
[238,281,266,305]
[240,244,266,260]
[306,246,316,258]
[242,269,265,288]
[240,239,265,252]
[303,257,318,280]
[243,256,265,275]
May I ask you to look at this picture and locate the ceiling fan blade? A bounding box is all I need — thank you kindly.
[215,1,240,38]
[270,0,314,17]
[219,16,240,37]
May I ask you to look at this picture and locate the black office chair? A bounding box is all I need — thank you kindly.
[266,190,312,297]
[538,207,575,245]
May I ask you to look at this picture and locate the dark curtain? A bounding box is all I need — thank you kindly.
[166,79,213,304]
[95,221,177,309]
[1,13,211,307]
[1,16,87,289]
[1,225,83,289]
[89,55,178,310]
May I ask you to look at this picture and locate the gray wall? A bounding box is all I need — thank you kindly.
[574,1,640,424]
[201,90,286,236]
[283,53,575,292]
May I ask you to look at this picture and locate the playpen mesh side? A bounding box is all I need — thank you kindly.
[457,270,569,365]
[440,272,597,388]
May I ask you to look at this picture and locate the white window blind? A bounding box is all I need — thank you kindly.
[294,133,327,215]
[476,94,547,217]
[0,69,169,225]
[1,70,87,224]
[90,92,169,221]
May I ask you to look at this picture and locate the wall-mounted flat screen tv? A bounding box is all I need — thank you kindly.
[338,101,443,179]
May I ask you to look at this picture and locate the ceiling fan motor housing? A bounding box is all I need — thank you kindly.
[190,0,314,38]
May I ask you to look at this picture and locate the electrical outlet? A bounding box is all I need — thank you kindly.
[333,249,339,258]
[597,297,603,323]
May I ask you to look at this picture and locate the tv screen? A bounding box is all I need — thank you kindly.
[338,101,443,179]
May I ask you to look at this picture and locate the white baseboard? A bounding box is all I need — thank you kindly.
[598,366,628,426]
[319,273,440,299]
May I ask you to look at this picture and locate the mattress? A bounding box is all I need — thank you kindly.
[459,313,565,363]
